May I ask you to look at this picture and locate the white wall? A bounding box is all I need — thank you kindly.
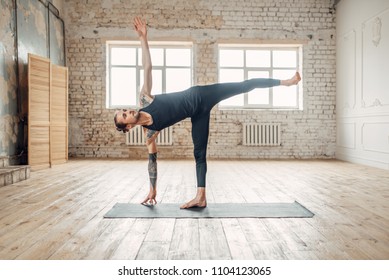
[336,0,389,169]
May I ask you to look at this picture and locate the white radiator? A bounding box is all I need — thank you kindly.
[126,126,173,146]
[243,123,281,146]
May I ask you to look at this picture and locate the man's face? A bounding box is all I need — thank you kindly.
[115,109,139,127]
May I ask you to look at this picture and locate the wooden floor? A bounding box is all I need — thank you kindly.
[0,159,388,260]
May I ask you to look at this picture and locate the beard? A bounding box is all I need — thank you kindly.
[134,110,140,121]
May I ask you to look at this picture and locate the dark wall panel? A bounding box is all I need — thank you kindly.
[0,0,19,158]
[0,0,65,164]
[49,12,65,66]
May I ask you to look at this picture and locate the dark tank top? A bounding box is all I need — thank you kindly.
[140,88,200,131]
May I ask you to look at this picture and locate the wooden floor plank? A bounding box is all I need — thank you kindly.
[221,219,255,259]
[168,219,200,260]
[82,219,136,260]
[238,218,273,242]
[49,217,113,260]
[199,219,231,260]
[135,218,176,260]
[136,242,171,260]
[110,219,153,260]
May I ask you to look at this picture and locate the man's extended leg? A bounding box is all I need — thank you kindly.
[197,72,301,112]
[180,112,210,209]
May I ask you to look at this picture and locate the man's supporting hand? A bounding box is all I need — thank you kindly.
[141,187,157,206]
[141,152,158,206]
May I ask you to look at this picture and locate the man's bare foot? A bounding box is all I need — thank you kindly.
[180,198,207,209]
[180,187,207,209]
[281,72,301,86]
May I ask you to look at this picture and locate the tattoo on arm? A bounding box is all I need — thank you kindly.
[143,127,159,146]
[147,129,158,139]
[140,93,153,107]
[148,153,157,189]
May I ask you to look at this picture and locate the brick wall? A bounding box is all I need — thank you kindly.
[64,0,336,159]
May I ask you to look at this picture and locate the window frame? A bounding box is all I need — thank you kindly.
[218,44,303,110]
[106,41,193,109]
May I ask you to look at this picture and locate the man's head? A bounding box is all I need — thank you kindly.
[114,109,140,133]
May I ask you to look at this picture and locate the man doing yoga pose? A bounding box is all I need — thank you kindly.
[114,17,301,209]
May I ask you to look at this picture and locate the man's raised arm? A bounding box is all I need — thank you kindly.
[133,17,153,98]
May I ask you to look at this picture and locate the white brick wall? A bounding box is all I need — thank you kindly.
[65,0,336,160]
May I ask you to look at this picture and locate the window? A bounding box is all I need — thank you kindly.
[218,45,302,109]
[106,41,193,108]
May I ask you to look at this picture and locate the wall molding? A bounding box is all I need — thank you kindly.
[361,122,389,154]
[336,151,389,170]
[337,29,356,112]
[361,8,389,108]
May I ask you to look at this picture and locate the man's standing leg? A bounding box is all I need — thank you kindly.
[180,112,210,209]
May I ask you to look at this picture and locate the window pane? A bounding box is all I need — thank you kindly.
[140,69,163,95]
[108,43,194,108]
[166,49,191,66]
[138,48,164,66]
[247,71,269,105]
[273,69,296,81]
[111,47,136,65]
[219,69,244,106]
[219,49,244,67]
[273,50,297,68]
[111,67,136,106]
[273,86,297,107]
[273,69,297,107]
[246,50,270,67]
[166,68,191,92]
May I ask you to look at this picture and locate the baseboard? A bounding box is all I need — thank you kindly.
[336,153,389,170]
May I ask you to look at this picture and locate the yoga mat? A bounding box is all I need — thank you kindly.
[104,201,314,219]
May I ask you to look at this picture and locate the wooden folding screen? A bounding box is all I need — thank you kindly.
[28,54,68,170]
[28,54,51,169]
[51,65,68,165]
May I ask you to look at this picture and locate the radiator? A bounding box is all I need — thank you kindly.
[243,123,281,146]
[126,126,173,146]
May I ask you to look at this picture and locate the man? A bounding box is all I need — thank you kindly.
[114,17,301,209]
